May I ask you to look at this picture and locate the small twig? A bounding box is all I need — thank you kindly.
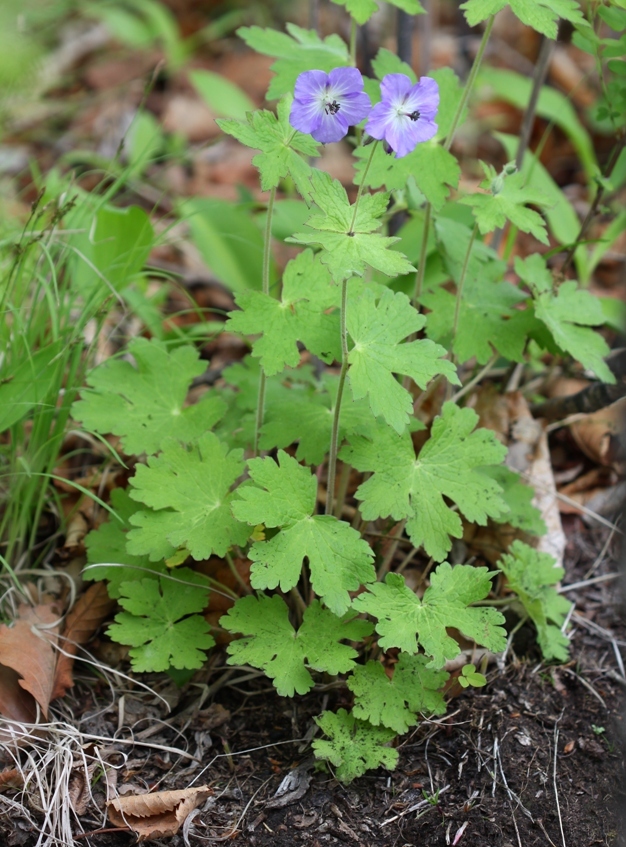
[553,720,567,847]
[558,572,620,594]
[450,354,499,403]
[561,667,607,709]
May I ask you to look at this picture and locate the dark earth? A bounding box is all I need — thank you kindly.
[1,526,625,847]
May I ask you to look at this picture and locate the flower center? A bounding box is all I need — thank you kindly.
[401,109,420,121]
[324,99,341,115]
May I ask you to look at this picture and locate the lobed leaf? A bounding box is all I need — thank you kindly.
[313,709,398,783]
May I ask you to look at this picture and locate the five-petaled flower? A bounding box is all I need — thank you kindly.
[289,67,371,143]
[365,73,439,158]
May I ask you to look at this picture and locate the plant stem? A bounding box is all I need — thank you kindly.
[253,186,276,457]
[412,202,431,307]
[326,141,379,515]
[333,461,352,518]
[444,14,495,153]
[451,222,478,350]
[326,277,349,516]
[349,18,358,66]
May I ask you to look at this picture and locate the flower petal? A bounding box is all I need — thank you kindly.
[379,73,414,108]
[310,111,350,143]
[290,96,325,135]
[294,69,329,102]
[404,76,439,121]
[364,100,397,140]
[328,66,365,97]
[335,91,372,127]
[384,114,417,158]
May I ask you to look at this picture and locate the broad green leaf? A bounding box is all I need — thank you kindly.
[231,451,375,614]
[71,337,226,456]
[461,0,586,39]
[371,47,415,84]
[69,204,154,301]
[348,654,447,733]
[330,0,379,24]
[227,249,340,376]
[238,23,350,100]
[221,595,373,696]
[107,571,213,672]
[313,709,398,783]
[460,169,550,244]
[288,169,415,281]
[354,566,507,667]
[0,340,65,432]
[127,432,249,560]
[498,540,572,661]
[184,197,276,292]
[347,285,457,433]
[190,69,255,120]
[84,487,166,598]
[420,231,530,364]
[482,466,546,536]
[217,96,320,199]
[515,254,614,382]
[388,0,426,13]
[341,402,508,561]
[261,372,376,465]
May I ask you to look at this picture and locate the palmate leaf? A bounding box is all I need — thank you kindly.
[231,451,375,615]
[498,540,572,661]
[227,249,340,376]
[107,571,213,672]
[288,170,415,281]
[483,466,546,536]
[461,169,550,244]
[347,285,457,433]
[261,373,376,465]
[341,403,508,561]
[217,96,319,200]
[348,655,447,733]
[84,488,166,598]
[221,595,373,696]
[331,0,424,25]
[71,338,226,456]
[354,566,507,668]
[515,254,614,382]
[460,0,586,39]
[313,709,398,783]
[127,432,249,561]
[238,23,349,100]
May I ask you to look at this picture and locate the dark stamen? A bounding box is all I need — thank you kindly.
[408,109,420,121]
[324,100,341,115]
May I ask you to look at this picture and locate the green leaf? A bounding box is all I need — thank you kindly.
[190,69,255,119]
[460,0,586,39]
[0,339,66,432]
[515,254,614,382]
[346,285,457,433]
[387,0,426,13]
[354,566,507,667]
[222,596,373,696]
[341,403,508,561]
[482,466,546,536]
[260,372,376,465]
[127,432,249,561]
[238,23,350,100]
[459,664,487,687]
[348,654,447,733]
[288,169,415,281]
[107,571,214,672]
[460,169,550,244]
[231,451,375,615]
[184,197,276,292]
[84,487,166,598]
[227,249,340,376]
[313,709,398,783]
[217,96,320,199]
[498,540,573,661]
[330,0,379,24]
[71,338,226,456]
[354,140,460,210]
[420,218,529,364]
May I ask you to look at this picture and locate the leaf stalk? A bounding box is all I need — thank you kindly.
[253,185,276,456]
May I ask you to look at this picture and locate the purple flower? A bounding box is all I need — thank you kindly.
[289,67,372,144]
[365,74,439,158]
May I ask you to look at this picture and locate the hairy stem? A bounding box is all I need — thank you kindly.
[451,222,478,353]
[253,186,276,457]
[349,140,379,233]
[326,277,349,516]
[333,461,352,518]
[444,14,495,153]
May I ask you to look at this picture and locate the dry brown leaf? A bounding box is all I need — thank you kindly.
[51,582,116,701]
[107,786,212,842]
[0,768,24,792]
[567,399,626,470]
[0,603,60,720]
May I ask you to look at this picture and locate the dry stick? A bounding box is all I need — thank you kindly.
[490,34,554,253]
[253,186,277,457]
[553,722,567,847]
[561,130,626,275]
